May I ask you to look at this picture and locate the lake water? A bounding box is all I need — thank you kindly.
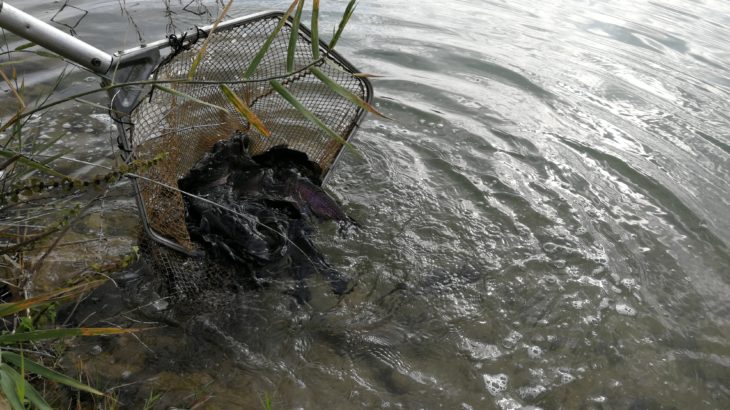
[2,0,729,408]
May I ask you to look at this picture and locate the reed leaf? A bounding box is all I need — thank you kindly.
[0,154,20,172]
[0,60,30,67]
[311,0,320,59]
[353,72,383,78]
[188,0,234,80]
[0,367,24,410]
[309,66,385,117]
[269,79,353,151]
[287,0,306,72]
[219,84,270,137]
[0,364,51,410]
[244,0,300,78]
[1,352,103,396]
[0,327,142,344]
[0,149,69,179]
[27,50,61,60]
[13,42,35,51]
[329,0,357,49]
[153,85,227,112]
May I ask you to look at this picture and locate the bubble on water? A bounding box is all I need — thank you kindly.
[496,397,542,410]
[527,345,543,359]
[518,384,547,399]
[543,274,559,284]
[461,338,503,360]
[503,330,523,349]
[620,278,638,290]
[615,303,637,316]
[583,315,601,325]
[557,370,575,385]
[483,373,509,396]
[571,300,588,309]
[552,259,566,269]
[542,242,559,253]
[590,395,607,403]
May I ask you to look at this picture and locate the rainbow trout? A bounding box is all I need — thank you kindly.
[292,177,355,224]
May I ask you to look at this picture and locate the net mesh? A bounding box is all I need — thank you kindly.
[121,14,369,300]
[127,15,367,252]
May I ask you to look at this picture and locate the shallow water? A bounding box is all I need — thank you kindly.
[2,0,730,408]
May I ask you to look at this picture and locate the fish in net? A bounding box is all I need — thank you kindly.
[146,133,354,305]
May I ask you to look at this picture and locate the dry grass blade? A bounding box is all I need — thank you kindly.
[311,0,320,59]
[329,0,357,49]
[187,0,234,80]
[219,84,270,137]
[0,69,25,110]
[353,72,383,78]
[244,0,300,78]
[0,327,143,344]
[153,85,228,112]
[309,66,386,117]
[0,280,106,317]
[287,0,306,71]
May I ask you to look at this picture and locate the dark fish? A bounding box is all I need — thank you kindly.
[178,136,354,302]
[252,145,323,183]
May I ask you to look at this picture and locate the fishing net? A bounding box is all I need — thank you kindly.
[114,13,370,301]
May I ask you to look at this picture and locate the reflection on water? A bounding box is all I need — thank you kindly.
[3,0,730,408]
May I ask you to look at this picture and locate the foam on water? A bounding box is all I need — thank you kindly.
[484,373,509,396]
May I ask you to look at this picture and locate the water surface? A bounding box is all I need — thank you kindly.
[2,0,729,408]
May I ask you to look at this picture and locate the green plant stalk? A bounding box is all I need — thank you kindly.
[244,0,300,78]
[188,0,235,80]
[0,149,69,179]
[309,66,385,117]
[0,366,24,410]
[329,0,357,49]
[0,363,52,410]
[1,352,104,396]
[269,79,353,151]
[311,0,321,59]
[287,0,306,72]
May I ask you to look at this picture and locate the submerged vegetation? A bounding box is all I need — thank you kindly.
[0,0,369,407]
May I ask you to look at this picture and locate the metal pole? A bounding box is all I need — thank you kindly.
[0,1,113,73]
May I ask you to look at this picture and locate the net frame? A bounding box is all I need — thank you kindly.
[110,11,372,255]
